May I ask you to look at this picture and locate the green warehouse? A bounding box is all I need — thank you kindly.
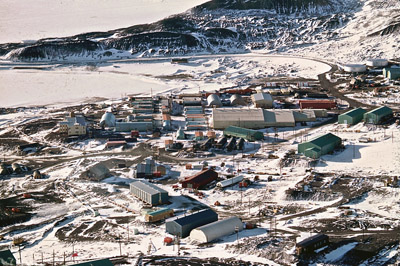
[383,68,400,80]
[363,106,393,124]
[223,126,264,141]
[338,108,366,125]
[298,133,342,159]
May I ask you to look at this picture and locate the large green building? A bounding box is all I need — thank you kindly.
[338,108,366,125]
[298,133,342,159]
[363,106,393,124]
[223,126,264,141]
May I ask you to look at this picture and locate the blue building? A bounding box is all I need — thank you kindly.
[165,208,218,238]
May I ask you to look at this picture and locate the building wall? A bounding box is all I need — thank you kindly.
[298,139,341,157]
[166,211,218,238]
[130,183,168,205]
[68,125,87,136]
[213,120,265,130]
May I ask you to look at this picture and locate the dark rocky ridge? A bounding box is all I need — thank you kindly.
[0,0,368,61]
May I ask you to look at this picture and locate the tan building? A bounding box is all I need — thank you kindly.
[59,115,87,136]
[212,108,325,129]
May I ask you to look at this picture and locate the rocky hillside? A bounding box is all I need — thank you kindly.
[1,0,399,62]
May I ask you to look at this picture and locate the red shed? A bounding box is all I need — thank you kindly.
[181,169,218,189]
[105,140,127,149]
[299,100,336,110]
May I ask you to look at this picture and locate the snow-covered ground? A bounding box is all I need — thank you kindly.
[0,54,330,108]
[0,0,209,44]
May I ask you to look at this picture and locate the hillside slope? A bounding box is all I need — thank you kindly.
[1,0,399,63]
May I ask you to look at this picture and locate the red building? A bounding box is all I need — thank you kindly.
[181,169,218,189]
[299,100,337,110]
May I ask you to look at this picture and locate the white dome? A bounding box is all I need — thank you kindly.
[100,112,116,127]
[207,94,222,107]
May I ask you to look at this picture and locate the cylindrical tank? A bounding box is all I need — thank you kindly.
[342,64,366,73]
[207,94,222,107]
[366,59,388,67]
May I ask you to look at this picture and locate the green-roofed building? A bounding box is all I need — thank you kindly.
[0,250,16,266]
[223,126,264,141]
[363,106,393,124]
[298,133,342,158]
[338,108,367,125]
[70,258,113,266]
[383,67,400,80]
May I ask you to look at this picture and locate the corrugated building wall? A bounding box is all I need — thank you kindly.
[338,108,366,125]
[363,106,393,124]
[165,208,218,238]
[298,133,342,158]
[223,126,264,141]
[130,180,168,205]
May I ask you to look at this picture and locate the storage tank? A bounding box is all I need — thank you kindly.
[366,59,388,67]
[229,94,245,106]
[342,64,366,73]
[100,112,116,127]
[207,94,222,107]
[189,216,243,243]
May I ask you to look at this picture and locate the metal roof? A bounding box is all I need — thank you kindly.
[229,94,246,106]
[0,249,16,266]
[216,175,244,188]
[224,126,264,139]
[147,208,172,217]
[190,216,243,243]
[207,94,222,107]
[251,93,273,102]
[340,107,366,118]
[297,234,329,248]
[169,208,217,227]
[308,133,341,147]
[365,106,392,116]
[130,180,167,196]
[213,108,265,122]
[264,109,295,125]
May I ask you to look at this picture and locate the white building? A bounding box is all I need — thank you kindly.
[190,216,243,243]
[251,93,273,108]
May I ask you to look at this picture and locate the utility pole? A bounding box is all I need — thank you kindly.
[118,235,122,256]
[53,250,55,266]
[240,186,243,205]
[72,243,75,263]
[18,245,22,266]
[235,226,239,248]
[248,197,251,216]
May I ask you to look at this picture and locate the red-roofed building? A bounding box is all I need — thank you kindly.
[181,169,218,189]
